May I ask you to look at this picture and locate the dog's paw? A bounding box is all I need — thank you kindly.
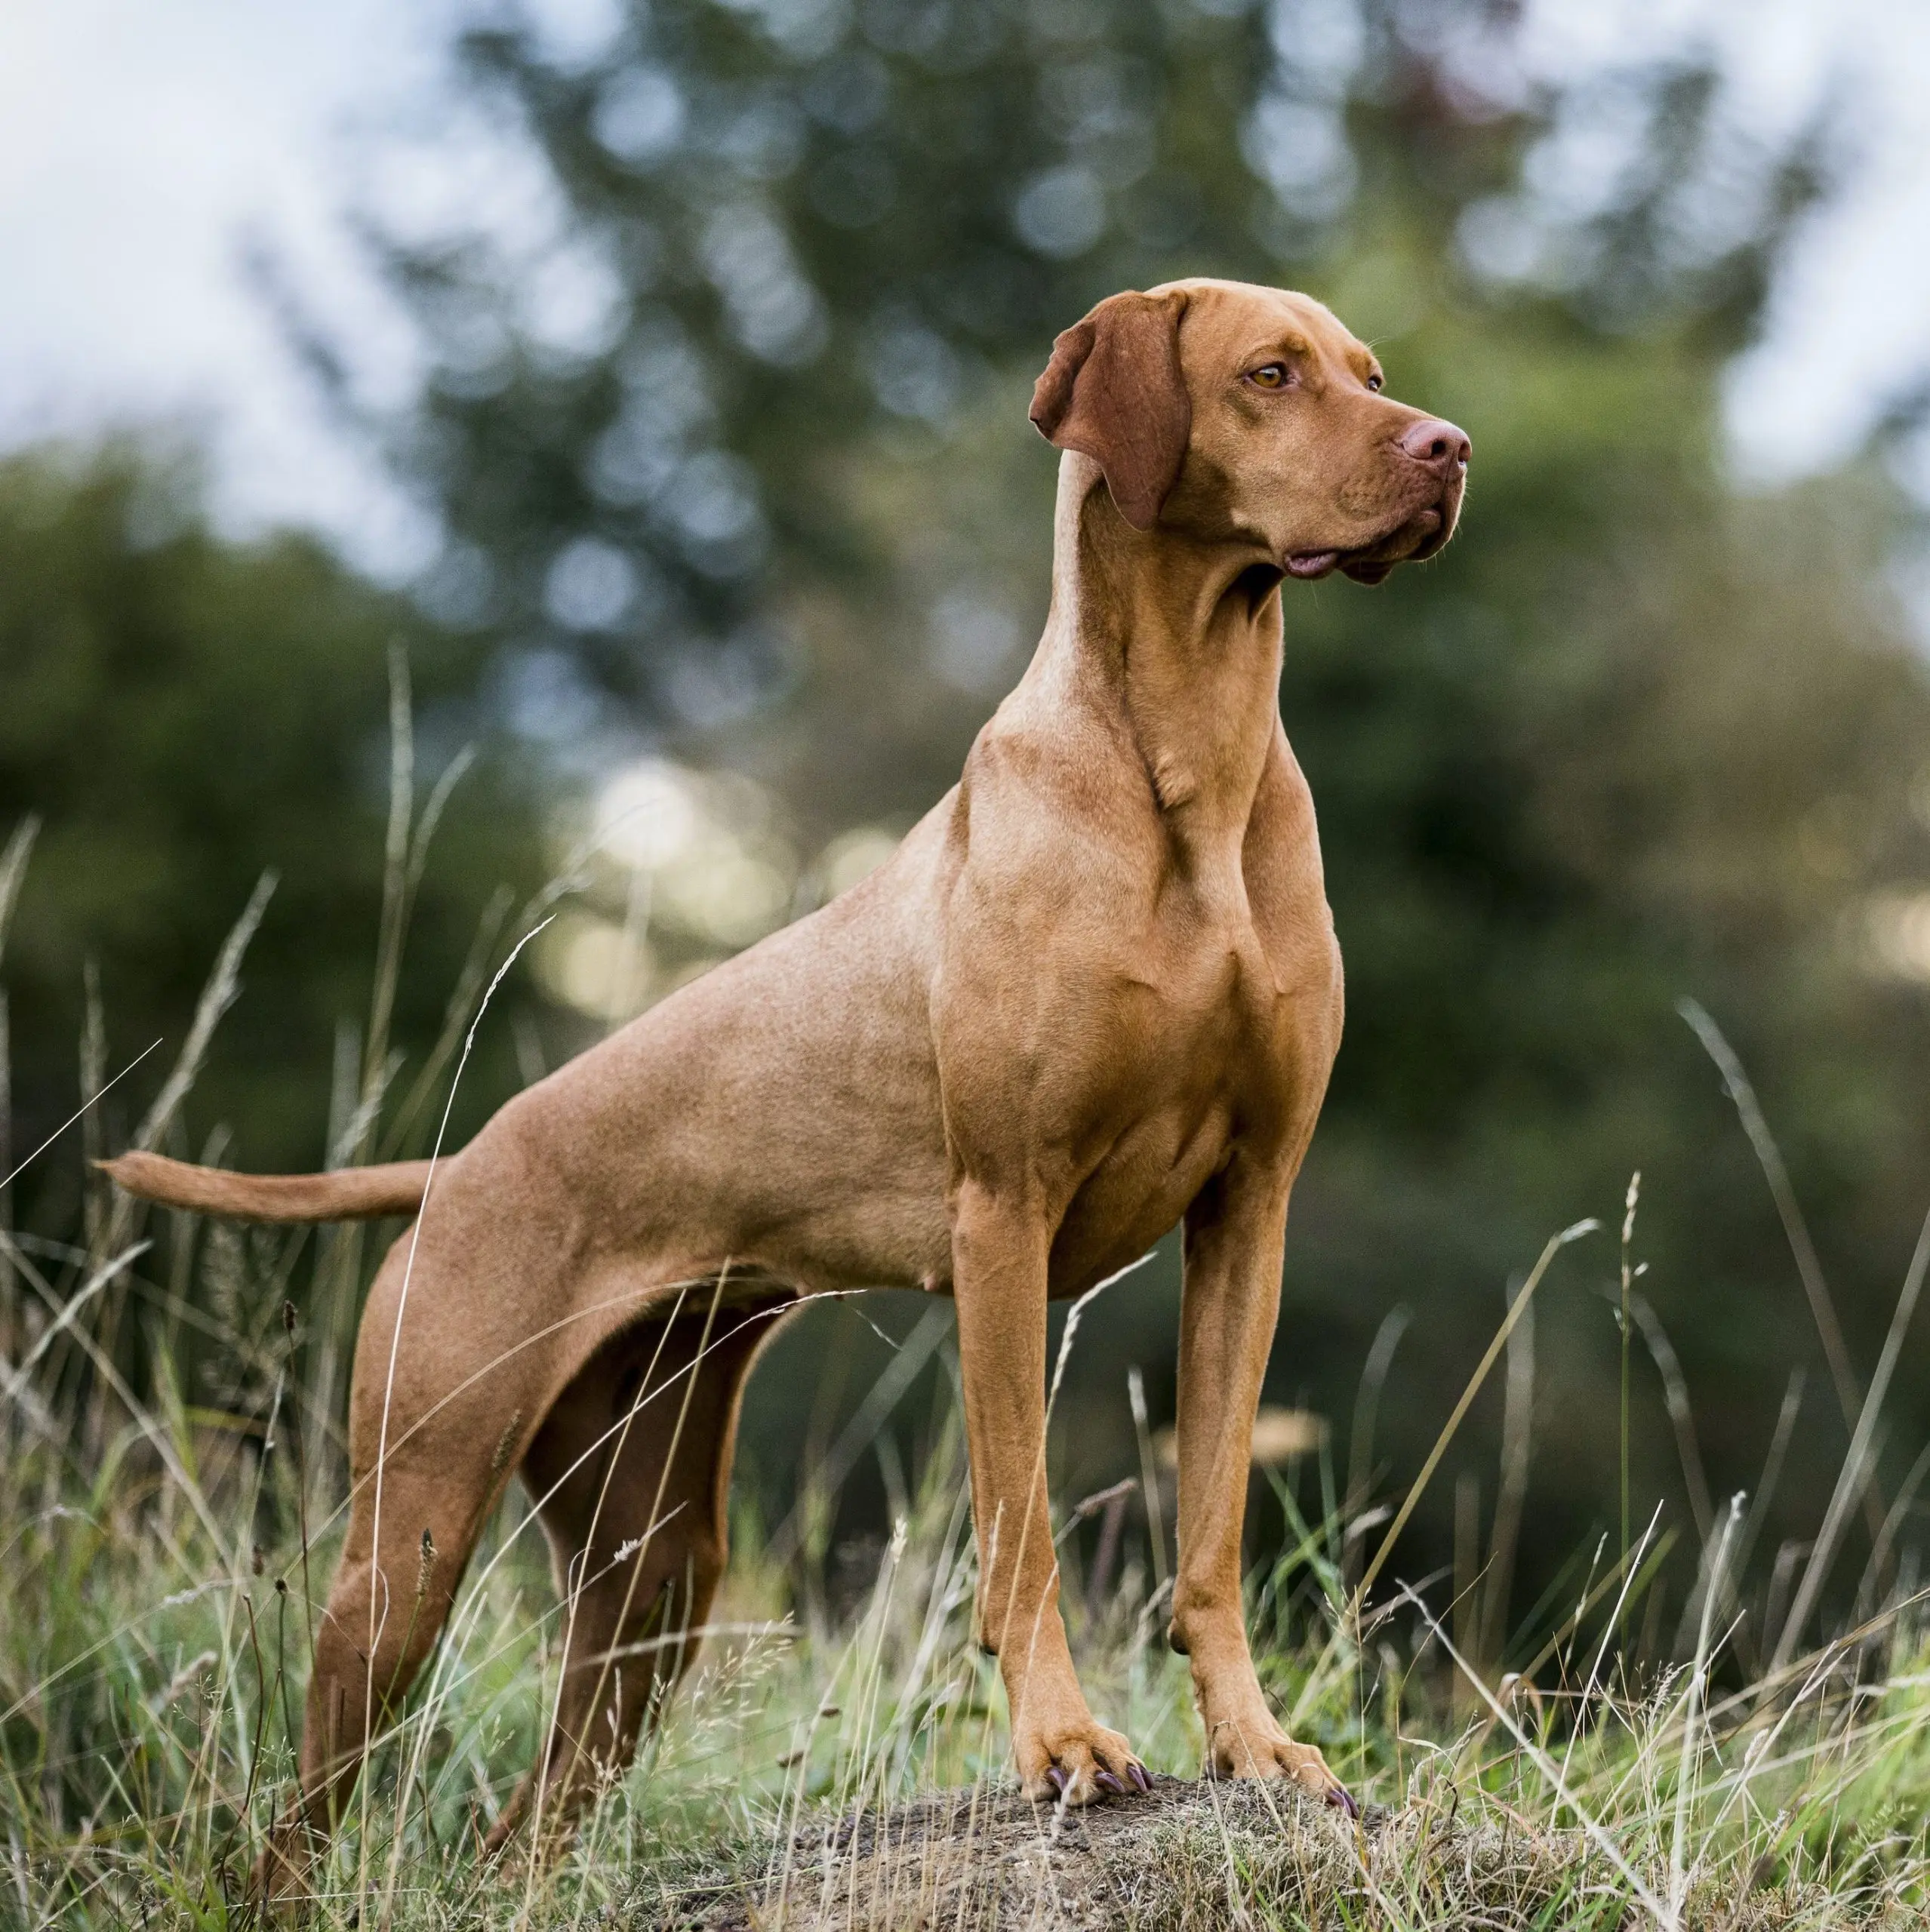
[245,1811,321,1923]
[1016,1717,1152,1806]
[1206,1715,1357,1817]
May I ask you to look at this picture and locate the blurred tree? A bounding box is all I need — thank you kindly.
[313,0,1930,1633]
[0,443,549,1240]
[362,2,1827,799]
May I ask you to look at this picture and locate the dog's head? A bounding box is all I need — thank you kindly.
[1030,279,1467,584]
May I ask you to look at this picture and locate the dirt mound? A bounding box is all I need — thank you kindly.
[638,1775,1631,1930]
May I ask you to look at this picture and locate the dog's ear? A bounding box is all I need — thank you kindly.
[1029,289,1190,531]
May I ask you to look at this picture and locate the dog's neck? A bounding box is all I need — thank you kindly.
[1030,454,1285,840]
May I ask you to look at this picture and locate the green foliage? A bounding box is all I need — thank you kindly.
[0,443,548,1211]
[5,0,1928,1657]
[4,1280,1928,1926]
[376,2,1818,719]
[334,0,1930,1623]
[390,0,1294,705]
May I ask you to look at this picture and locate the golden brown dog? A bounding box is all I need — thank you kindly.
[107,277,1467,1900]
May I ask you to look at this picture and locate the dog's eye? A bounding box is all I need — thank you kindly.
[1366,373,1384,392]
[1248,363,1291,390]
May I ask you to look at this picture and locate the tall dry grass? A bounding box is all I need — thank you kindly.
[2,701,1928,1927]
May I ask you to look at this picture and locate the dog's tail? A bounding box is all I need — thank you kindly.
[100,1150,434,1223]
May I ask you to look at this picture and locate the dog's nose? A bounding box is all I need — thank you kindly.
[1398,417,1470,475]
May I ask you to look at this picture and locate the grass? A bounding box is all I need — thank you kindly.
[4,1328,1930,1930]
[4,715,1930,1929]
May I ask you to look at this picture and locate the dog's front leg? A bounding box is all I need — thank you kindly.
[1171,1161,1355,1812]
[951,1181,1150,1803]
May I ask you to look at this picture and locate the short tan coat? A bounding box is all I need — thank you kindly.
[109,277,1468,1900]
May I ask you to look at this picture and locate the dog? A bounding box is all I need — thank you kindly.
[107,277,1467,1901]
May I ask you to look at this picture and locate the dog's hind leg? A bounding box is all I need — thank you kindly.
[482,1290,788,1857]
[250,1222,577,1909]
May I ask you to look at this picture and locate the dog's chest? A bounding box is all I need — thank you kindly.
[1051,878,1335,1279]
[1137,888,1329,1120]
[1151,815,1333,1047]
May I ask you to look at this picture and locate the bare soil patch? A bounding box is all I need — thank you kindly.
[636,1775,1596,1929]
[633,1775,1895,1930]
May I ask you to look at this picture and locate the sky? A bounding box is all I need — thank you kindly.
[2,0,1927,580]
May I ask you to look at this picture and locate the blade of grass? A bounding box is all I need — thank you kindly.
[765,1305,955,1567]
[1770,1201,1930,1673]
[1396,1581,1673,1927]
[1343,1302,1410,1593]
[0,815,37,1331]
[1480,1271,1536,1670]
[1352,1220,1596,1617]
[1619,1171,1639,1596]
[1618,1286,1715,1552]
[1127,1364,1167,1596]
[2,1038,161,1195]
[1670,1494,1742,1920]
[1294,1217,1598,1729]
[100,873,277,1277]
[1679,998,1885,1549]
[362,914,551,1900]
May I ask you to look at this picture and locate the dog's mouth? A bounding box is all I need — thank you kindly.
[1285,494,1458,586]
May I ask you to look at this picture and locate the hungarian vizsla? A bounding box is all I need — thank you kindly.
[108,278,1467,1900]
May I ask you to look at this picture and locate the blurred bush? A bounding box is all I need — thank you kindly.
[337,0,1930,1624]
[8,0,1930,1641]
[0,442,549,1233]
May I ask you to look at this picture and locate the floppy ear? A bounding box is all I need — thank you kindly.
[1029,289,1190,531]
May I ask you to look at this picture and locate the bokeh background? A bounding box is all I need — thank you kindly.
[7,0,1930,1651]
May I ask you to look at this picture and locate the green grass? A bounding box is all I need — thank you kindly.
[2,1282,1928,1928]
[3,743,1930,1928]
